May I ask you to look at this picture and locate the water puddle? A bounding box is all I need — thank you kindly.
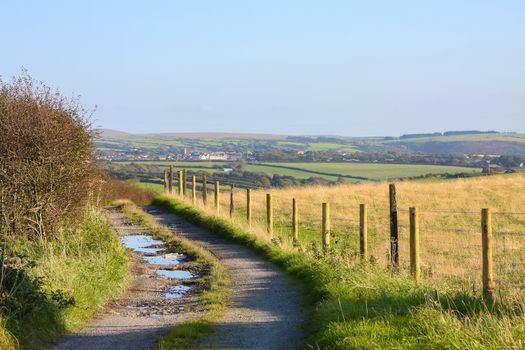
[144,253,186,265]
[121,232,194,286]
[162,285,192,299]
[121,235,164,253]
[156,270,195,279]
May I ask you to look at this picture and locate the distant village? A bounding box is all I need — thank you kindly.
[97,147,253,162]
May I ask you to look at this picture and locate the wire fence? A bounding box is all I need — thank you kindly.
[160,168,525,302]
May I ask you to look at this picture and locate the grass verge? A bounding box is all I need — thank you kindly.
[114,200,229,350]
[0,207,130,349]
[153,194,525,349]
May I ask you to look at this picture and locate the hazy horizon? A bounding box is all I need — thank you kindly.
[2,1,524,136]
[100,127,523,138]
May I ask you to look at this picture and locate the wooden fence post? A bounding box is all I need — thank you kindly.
[409,207,420,282]
[292,198,298,243]
[178,171,183,197]
[266,193,273,238]
[229,185,235,219]
[247,189,252,227]
[360,204,368,262]
[168,166,173,194]
[191,176,196,205]
[202,176,207,205]
[482,208,494,301]
[322,202,331,255]
[389,184,399,269]
[163,169,168,193]
[214,181,220,214]
[182,169,187,196]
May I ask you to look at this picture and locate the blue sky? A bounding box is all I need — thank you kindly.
[1,1,524,136]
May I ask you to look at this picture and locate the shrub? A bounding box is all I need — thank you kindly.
[0,72,96,239]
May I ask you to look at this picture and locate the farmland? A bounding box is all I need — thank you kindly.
[97,129,525,157]
[138,169,525,297]
[154,172,525,348]
[111,160,481,183]
[233,173,525,288]
[247,162,480,180]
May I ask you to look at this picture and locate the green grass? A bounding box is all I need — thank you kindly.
[0,207,130,349]
[275,141,357,152]
[258,162,480,180]
[306,142,357,152]
[115,200,230,350]
[126,180,165,192]
[153,194,525,349]
[243,164,341,180]
[276,141,306,147]
[113,161,229,176]
[115,160,478,183]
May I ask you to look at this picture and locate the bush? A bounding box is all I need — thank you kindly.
[0,72,96,239]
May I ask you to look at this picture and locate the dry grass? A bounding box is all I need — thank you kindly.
[169,173,525,300]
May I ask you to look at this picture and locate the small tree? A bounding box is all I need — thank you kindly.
[0,72,96,239]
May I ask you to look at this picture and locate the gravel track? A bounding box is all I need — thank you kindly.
[148,206,305,350]
[50,206,304,349]
[49,209,202,350]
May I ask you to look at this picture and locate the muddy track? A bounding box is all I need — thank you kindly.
[148,206,305,350]
[49,209,204,350]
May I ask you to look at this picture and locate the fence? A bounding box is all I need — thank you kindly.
[161,167,525,302]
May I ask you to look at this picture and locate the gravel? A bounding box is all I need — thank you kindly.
[148,206,305,350]
[50,206,304,350]
[49,210,200,350]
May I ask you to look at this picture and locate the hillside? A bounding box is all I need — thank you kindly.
[383,133,525,154]
[96,129,525,155]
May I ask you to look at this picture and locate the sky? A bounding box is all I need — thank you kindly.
[1,1,524,136]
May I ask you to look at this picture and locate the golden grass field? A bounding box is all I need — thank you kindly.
[173,173,525,299]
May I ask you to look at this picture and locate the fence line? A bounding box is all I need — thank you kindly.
[161,168,524,302]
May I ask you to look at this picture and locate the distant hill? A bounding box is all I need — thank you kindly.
[97,129,133,139]
[380,133,525,154]
[97,129,287,141]
[96,129,525,155]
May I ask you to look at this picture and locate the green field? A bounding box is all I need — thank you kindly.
[113,161,229,174]
[98,129,525,155]
[250,162,481,180]
[243,164,341,180]
[275,141,358,152]
[115,160,481,181]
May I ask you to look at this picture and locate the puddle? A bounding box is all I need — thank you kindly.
[156,270,195,279]
[121,235,164,253]
[162,285,192,299]
[121,234,194,282]
[144,253,186,265]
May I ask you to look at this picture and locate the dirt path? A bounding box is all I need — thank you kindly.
[148,206,305,350]
[50,209,203,350]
